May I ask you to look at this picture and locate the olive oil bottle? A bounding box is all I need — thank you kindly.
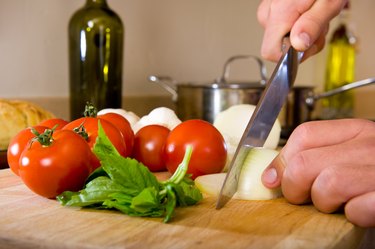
[68,0,124,120]
[321,2,356,119]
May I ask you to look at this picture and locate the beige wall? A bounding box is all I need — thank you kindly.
[0,0,374,119]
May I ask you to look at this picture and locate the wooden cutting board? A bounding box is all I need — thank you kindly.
[0,169,365,249]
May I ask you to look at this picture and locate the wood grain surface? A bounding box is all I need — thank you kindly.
[0,169,365,249]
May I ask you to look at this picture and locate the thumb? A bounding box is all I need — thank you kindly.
[290,0,344,51]
[261,154,286,189]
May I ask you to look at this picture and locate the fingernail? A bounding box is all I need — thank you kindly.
[263,167,278,185]
[298,32,311,49]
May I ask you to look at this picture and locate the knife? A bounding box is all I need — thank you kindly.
[216,37,303,209]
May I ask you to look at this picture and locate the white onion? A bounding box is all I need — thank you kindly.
[234,147,282,200]
[195,147,282,201]
[213,104,281,171]
[195,173,226,197]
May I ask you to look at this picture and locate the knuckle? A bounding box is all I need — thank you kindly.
[289,122,312,145]
[282,152,311,203]
[345,193,375,227]
[311,167,343,212]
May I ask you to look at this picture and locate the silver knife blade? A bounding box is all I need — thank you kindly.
[216,38,303,209]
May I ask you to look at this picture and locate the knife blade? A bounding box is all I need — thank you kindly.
[216,38,303,209]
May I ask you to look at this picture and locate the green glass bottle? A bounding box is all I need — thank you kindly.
[321,2,356,119]
[68,0,124,120]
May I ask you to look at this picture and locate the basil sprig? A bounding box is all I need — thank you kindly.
[57,122,202,223]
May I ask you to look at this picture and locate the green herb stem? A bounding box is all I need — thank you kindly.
[162,145,193,185]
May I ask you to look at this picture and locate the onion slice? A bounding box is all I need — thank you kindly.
[234,147,282,200]
[195,147,282,200]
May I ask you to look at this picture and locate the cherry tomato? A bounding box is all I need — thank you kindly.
[18,129,92,198]
[164,119,227,179]
[38,118,69,130]
[7,125,48,176]
[98,112,134,157]
[63,117,127,170]
[132,125,170,172]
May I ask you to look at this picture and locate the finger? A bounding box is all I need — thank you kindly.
[262,152,286,188]
[345,191,375,228]
[290,0,347,51]
[311,164,375,214]
[260,0,316,61]
[282,134,375,205]
[282,119,372,163]
[300,24,329,61]
[257,0,271,28]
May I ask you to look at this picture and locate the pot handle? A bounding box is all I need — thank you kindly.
[148,75,178,102]
[216,55,267,85]
[305,77,375,110]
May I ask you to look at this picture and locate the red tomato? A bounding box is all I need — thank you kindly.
[132,125,170,172]
[38,118,69,130]
[164,119,227,179]
[98,113,134,157]
[63,117,127,170]
[7,125,48,176]
[18,130,92,198]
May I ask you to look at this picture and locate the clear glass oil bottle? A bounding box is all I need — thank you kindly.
[68,0,124,120]
[321,3,356,119]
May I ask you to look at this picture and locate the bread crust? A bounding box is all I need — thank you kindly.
[0,99,55,150]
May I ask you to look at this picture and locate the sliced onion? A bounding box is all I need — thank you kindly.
[195,147,282,200]
[234,147,282,200]
[195,173,226,197]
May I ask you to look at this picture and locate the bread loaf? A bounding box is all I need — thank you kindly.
[0,99,55,150]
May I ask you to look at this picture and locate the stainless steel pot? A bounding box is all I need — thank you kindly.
[282,77,375,138]
[149,55,267,123]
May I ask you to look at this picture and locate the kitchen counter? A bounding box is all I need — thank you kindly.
[0,168,366,249]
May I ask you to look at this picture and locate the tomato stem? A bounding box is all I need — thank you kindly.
[31,125,57,147]
[83,102,98,117]
[73,123,89,141]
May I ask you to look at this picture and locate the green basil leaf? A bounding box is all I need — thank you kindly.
[170,178,203,207]
[130,187,160,213]
[93,122,160,195]
[58,176,127,207]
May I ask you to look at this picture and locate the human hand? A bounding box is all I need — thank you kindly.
[261,119,375,227]
[257,0,348,61]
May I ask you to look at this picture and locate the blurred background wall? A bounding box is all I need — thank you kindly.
[0,0,373,118]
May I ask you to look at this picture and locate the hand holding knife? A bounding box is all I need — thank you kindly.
[216,37,303,209]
